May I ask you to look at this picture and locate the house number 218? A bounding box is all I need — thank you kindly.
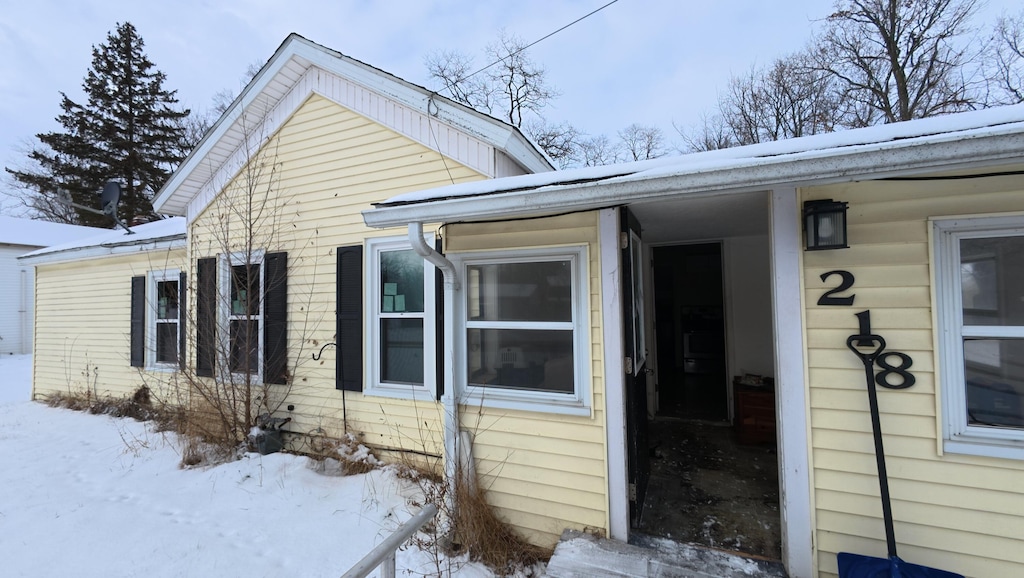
[819,270,916,390]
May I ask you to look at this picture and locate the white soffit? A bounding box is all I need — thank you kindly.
[153,34,552,220]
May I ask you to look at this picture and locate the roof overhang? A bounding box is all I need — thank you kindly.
[18,234,185,267]
[153,34,553,218]
[18,218,187,267]
[362,107,1024,229]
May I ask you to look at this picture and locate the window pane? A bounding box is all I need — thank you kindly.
[467,328,573,393]
[380,249,423,313]
[231,264,260,316]
[230,319,259,373]
[964,339,1024,429]
[156,322,178,364]
[380,319,424,385]
[467,261,571,322]
[960,237,1024,325]
[157,280,179,320]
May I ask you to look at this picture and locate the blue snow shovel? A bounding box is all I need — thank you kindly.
[837,332,963,578]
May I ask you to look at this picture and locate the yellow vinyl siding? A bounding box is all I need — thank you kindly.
[32,249,185,402]
[186,93,490,460]
[803,174,1024,578]
[446,212,608,548]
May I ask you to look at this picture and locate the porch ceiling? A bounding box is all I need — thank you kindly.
[628,190,770,244]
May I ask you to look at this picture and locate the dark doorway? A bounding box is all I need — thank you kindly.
[636,241,783,561]
[652,243,727,421]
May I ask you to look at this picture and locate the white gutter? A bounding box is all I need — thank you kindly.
[18,235,186,267]
[364,130,1024,229]
[407,222,461,522]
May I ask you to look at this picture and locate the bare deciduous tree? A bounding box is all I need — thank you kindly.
[618,124,666,161]
[814,0,983,124]
[425,50,497,115]
[577,134,622,167]
[678,50,838,151]
[427,30,558,129]
[676,114,737,153]
[988,11,1024,104]
[182,62,265,150]
[523,119,582,168]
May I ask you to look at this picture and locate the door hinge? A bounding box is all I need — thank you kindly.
[620,232,629,250]
[628,483,637,501]
[624,356,633,375]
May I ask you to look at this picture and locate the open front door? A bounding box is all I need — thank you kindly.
[622,207,650,527]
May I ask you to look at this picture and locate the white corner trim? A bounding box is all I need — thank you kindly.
[770,188,814,578]
[600,208,629,542]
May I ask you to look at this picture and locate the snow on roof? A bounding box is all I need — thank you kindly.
[374,104,1024,208]
[18,217,186,264]
[0,216,107,248]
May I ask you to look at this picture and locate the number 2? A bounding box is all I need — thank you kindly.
[818,270,856,306]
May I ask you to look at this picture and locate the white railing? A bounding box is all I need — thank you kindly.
[341,503,439,578]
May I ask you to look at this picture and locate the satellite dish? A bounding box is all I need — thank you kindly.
[100,181,121,216]
[52,179,134,234]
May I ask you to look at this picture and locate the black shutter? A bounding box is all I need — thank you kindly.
[264,252,288,385]
[130,276,145,367]
[196,257,217,378]
[178,272,187,371]
[337,245,363,391]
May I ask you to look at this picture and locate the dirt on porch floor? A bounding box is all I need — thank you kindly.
[639,417,782,561]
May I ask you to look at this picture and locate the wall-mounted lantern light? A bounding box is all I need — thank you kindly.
[803,199,848,251]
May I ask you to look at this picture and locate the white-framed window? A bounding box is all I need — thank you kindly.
[222,251,264,377]
[934,215,1024,459]
[365,237,437,399]
[147,269,180,368]
[454,245,591,415]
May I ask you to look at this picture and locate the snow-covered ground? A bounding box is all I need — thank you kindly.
[0,354,492,577]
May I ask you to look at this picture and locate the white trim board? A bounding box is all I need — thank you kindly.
[600,208,629,541]
[770,187,814,578]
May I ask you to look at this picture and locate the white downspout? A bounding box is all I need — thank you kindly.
[407,223,461,519]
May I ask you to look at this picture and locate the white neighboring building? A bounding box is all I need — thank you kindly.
[0,216,105,354]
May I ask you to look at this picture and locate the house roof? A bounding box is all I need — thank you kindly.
[0,216,106,249]
[362,104,1024,229]
[18,217,186,266]
[153,34,554,219]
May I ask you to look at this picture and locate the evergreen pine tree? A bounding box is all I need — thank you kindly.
[6,22,189,226]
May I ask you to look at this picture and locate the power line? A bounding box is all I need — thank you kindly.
[459,0,622,82]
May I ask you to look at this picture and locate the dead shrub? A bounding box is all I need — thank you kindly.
[449,477,548,575]
[399,458,547,577]
[304,432,380,476]
[44,386,160,422]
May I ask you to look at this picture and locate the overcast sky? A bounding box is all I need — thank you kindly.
[1,0,1019,213]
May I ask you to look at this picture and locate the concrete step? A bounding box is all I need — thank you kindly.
[545,530,788,578]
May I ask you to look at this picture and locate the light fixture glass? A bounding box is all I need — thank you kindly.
[804,199,849,251]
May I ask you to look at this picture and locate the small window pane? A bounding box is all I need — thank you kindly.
[965,339,1024,429]
[960,237,1024,325]
[231,264,260,316]
[381,319,424,385]
[467,328,573,393]
[157,280,179,320]
[230,319,259,373]
[156,322,178,364]
[380,250,423,313]
[467,261,571,322]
